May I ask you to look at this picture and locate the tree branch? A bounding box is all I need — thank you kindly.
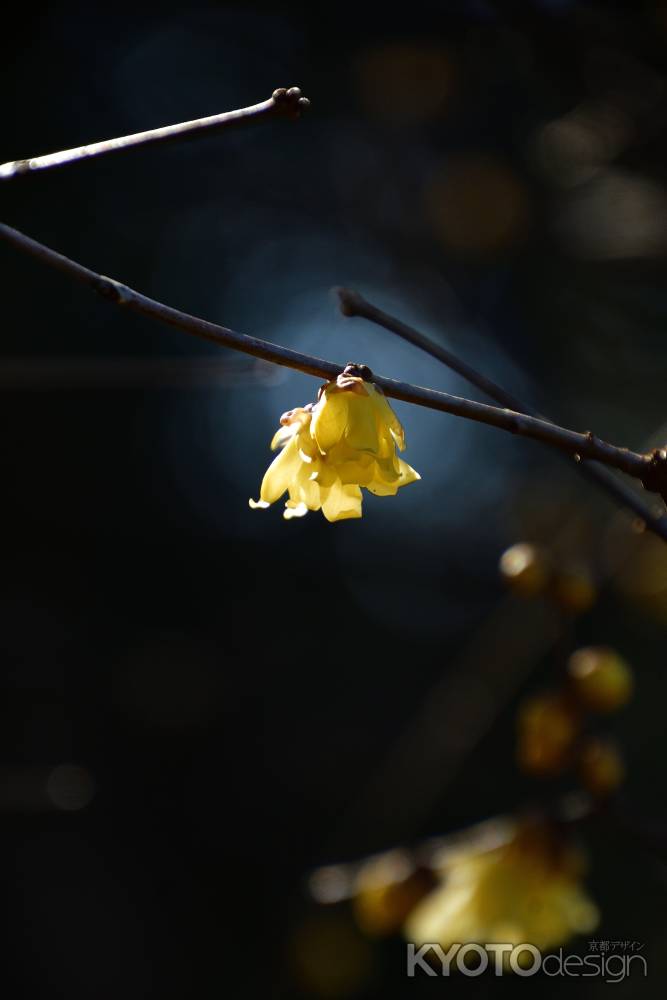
[336,287,667,541]
[2,222,666,517]
[0,88,310,181]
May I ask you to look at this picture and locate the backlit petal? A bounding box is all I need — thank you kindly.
[321,480,363,522]
[283,501,309,519]
[311,389,349,453]
[368,384,406,450]
[260,436,301,504]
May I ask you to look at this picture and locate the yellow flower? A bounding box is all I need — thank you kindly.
[249,366,420,522]
[404,818,599,958]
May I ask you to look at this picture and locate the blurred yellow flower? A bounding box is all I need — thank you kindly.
[250,367,420,522]
[404,818,598,959]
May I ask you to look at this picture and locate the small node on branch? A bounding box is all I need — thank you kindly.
[641,447,667,505]
[342,362,374,381]
[94,276,132,305]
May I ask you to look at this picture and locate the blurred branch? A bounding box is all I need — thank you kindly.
[0,356,281,389]
[2,221,667,515]
[336,287,667,542]
[322,595,563,855]
[0,87,310,180]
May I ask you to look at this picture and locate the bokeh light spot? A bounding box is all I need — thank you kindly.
[425,156,529,254]
[355,42,453,125]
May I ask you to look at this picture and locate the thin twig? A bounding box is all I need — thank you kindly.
[336,287,667,541]
[337,287,528,412]
[0,88,310,181]
[2,222,666,509]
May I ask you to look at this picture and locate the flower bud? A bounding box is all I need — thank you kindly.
[516,692,579,776]
[499,543,551,597]
[567,647,633,713]
[578,739,625,797]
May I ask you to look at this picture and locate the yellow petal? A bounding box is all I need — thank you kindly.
[309,459,339,488]
[311,387,349,453]
[329,444,375,486]
[283,501,309,519]
[369,458,420,494]
[397,459,421,486]
[270,425,295,451]
[259,435,301,504]
[343,393,380,453]
[270,408,312,451]
[321,481,363,522]
[374,454,401,483]
[289,464,323,510]
[367,478,399,497]
[368,384,405,450]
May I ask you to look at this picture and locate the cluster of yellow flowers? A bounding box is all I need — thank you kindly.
[500,543,633,797]
[250,366,420,521]
[516,646,632,794]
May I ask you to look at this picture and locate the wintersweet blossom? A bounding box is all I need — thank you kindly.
[250,366,420,522]
[404,818,599,958]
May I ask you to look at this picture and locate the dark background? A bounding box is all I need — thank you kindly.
[1,1,666,996]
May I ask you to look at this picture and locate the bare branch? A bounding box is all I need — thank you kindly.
[2,222,666,515]
[0,87,310,181]
[336,286,667,542]
[337,286,527,411]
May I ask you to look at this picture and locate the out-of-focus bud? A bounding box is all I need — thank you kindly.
[578,739,625,797]
[499,543,551,597]
[517,692,579,776]
[567,647,633,713]
[351,850,435,937]
[551,564,597,614]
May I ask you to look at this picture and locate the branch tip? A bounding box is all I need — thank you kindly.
[0,88,310,180]
[334,286,366,317]
[272,86,310,118]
